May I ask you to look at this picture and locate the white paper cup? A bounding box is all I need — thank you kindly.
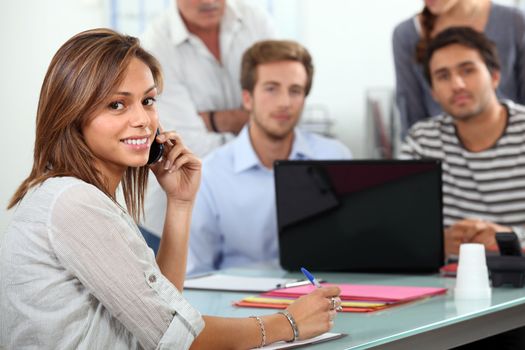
[454,297,491,315]
[454,244,491,299]
[458,243,487,266]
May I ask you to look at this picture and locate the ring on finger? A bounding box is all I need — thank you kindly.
[330,297,336,310]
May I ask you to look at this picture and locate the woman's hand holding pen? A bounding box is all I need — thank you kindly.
[149,130,201,203]
[284,286,341,341]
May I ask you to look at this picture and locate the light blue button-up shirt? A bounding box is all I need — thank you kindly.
[187,126,352,274]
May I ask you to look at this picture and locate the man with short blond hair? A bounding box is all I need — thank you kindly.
[187,40,352,274]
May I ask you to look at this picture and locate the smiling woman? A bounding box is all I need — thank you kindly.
[0,28,342,350]
[82,58,160,192]
[7,28,164,222]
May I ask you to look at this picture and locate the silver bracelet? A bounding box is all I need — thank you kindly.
[250,316,266,348]
[278,310,299,342]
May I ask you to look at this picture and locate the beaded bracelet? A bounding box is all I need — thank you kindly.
[250,316,266,348]
[278,310,299,342]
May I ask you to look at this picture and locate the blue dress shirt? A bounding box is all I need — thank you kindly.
[187,126,352,274]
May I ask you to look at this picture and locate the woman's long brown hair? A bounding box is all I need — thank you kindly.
[415,6,438,63]
[7,28,163,223]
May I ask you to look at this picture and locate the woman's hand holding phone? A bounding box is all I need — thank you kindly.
[148,129,201,203]
[147,129,164,165]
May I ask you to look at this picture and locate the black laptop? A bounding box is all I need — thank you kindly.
[274,160,444,273]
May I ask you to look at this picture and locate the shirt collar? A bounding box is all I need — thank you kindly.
[167,0,244,47]
[232,126,261,173]
[290,127,316,160]
[232,126,315,173]
[167,2,190,46]
[221,0,243,32]
[500,99,517,117]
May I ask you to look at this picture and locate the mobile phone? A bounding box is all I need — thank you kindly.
[147,128,164,165]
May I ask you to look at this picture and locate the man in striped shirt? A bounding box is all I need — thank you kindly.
[400,27,525,257]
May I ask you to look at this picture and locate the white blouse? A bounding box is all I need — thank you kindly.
[0,177,204,349]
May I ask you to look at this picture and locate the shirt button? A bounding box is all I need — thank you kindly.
[148,274,157,283]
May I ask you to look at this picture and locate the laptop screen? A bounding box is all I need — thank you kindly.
[274,160,443,273]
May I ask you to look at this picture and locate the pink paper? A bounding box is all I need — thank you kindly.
[264,283,447,302]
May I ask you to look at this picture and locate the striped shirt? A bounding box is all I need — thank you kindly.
[400,100,525,241]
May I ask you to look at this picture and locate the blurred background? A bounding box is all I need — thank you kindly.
[0,0,520,239]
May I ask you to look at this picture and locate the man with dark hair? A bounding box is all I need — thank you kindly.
[187,40,352,274]
[401,27,525,348]
[422,27,501,85]
[401,26,525,257]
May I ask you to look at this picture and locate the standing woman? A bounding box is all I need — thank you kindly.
[393,0,525,134]
[0,29,341,349]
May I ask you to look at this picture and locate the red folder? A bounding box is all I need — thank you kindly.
[262,283,447,302]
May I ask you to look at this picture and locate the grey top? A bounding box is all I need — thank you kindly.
[393,3,525,134]
[0,177,204,349]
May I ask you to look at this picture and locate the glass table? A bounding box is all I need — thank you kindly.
[184,268,525,349]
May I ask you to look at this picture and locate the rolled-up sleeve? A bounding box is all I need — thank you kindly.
[48,183,204,350]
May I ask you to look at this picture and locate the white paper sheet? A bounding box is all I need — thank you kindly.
[184,274,303,292]
[259,332,346,349]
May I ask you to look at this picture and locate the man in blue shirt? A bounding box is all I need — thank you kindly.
[187,40,352,274]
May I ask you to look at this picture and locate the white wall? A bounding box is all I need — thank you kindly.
[299,0,421,157]
[0,0,106,241]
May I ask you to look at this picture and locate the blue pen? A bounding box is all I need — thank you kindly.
[301,267,322,288]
